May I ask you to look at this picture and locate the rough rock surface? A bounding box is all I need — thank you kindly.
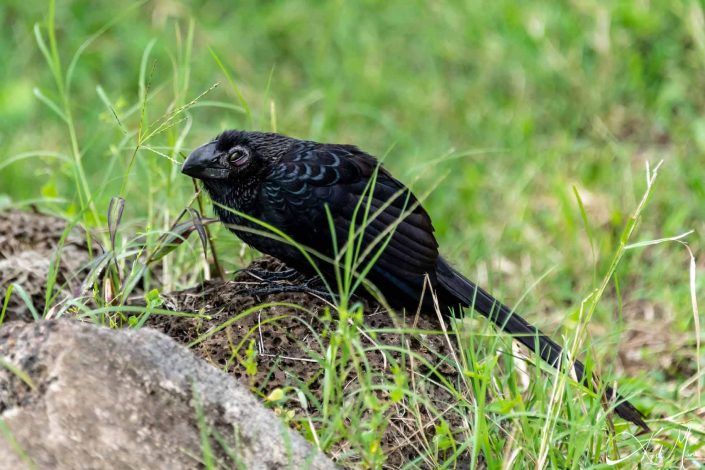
[0,320,334,470]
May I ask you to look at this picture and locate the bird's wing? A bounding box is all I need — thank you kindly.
[260,142,439,292]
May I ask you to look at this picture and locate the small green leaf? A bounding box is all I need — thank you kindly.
[243,339,257,376]
[144,288,162,307]
[266,388,285,402]
[433,421,454,451]
[40,180,58,199]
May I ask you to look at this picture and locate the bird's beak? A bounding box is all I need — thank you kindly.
[181,142,231,180]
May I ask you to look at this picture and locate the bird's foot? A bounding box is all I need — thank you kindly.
[236,276,336,302]
[234,266,302,282]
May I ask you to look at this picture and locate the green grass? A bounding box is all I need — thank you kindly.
[1,0,704,467]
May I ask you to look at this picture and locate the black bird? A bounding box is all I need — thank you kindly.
[182,129,649,432]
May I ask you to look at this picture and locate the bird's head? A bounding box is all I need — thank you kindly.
[181,130,294,183]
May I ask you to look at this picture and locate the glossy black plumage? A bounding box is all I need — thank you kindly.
[182,129,649,432]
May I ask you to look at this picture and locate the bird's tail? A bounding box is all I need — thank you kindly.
[435,258,650,432]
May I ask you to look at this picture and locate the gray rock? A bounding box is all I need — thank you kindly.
[0,320,334,470]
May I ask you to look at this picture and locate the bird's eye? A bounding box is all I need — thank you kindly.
[228,147,250,167]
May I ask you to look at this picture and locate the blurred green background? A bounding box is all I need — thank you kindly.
[0,0,702,347]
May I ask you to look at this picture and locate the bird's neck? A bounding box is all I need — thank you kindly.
[204,177,261,218]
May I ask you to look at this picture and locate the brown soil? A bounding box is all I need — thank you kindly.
[0,209,95,321]
[146,256,473,468]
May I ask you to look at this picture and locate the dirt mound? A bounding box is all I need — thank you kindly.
[0,209,95,321]
[146,256,472,468]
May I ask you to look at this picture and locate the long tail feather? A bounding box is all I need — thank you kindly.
[436,258,650,432]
